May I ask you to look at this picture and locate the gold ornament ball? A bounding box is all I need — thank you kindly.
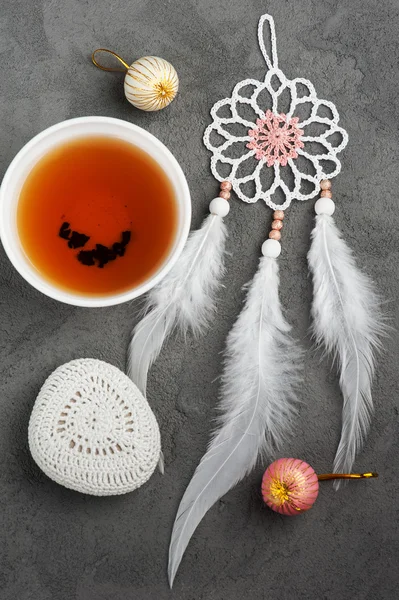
[124,56,179,112]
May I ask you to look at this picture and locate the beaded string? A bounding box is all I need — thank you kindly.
[217,177,334,259]
[208,181,232,218]
[320,179,332,197]
[269,210,284,241]
[262,177,334,258]
[219,180,232,200]
[314,179,335,217]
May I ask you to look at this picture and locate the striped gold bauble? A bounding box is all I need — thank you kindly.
[92,49,179,112]
[124,56,179,112]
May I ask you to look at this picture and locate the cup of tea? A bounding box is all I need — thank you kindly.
[0,116,191,307]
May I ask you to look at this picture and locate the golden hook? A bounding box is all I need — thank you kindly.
[317,472,378,481]
[91,49,129,73]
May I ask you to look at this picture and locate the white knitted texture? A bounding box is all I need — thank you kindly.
[28,359,161,496]
[203,15,348,210]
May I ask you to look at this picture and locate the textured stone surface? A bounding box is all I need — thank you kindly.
[0,1,398,598]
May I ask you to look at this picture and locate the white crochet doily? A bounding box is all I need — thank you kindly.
[203,14,348,210]
[28,359,161,496]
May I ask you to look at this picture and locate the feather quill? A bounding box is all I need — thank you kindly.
[128,214,227,395]
[308,213,385,486]
[168,256,302,586]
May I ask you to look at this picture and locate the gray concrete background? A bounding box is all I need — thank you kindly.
[0,1,398,598]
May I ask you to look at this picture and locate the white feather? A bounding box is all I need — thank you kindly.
[168,256,302,586]
[128,214,227,395]
[308,214,385,486]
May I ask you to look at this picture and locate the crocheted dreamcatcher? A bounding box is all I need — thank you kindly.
[127,15,385,585]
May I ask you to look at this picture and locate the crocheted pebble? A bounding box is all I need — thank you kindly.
[28,358,161,496]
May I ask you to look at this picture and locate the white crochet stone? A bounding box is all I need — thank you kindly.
[28,358,161,496]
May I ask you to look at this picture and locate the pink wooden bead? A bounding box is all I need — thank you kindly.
[273,210,285,220]
[320,179,332,190]
[262,458,319,515]
[220,181,232,191]
[271,219,283,230]
[219,190,231,200]
[268,230,281,241]
[320,189,332,198]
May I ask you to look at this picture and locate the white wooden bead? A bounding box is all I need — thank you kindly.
[209,197,230,217]
[315,197,335,216]
[261,239,281,258]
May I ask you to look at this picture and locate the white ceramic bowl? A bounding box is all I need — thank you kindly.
[0,116,191,307]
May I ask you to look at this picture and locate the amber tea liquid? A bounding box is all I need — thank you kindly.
[17,136,178,296]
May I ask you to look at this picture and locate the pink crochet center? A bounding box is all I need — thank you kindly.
[247,110,304,167]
